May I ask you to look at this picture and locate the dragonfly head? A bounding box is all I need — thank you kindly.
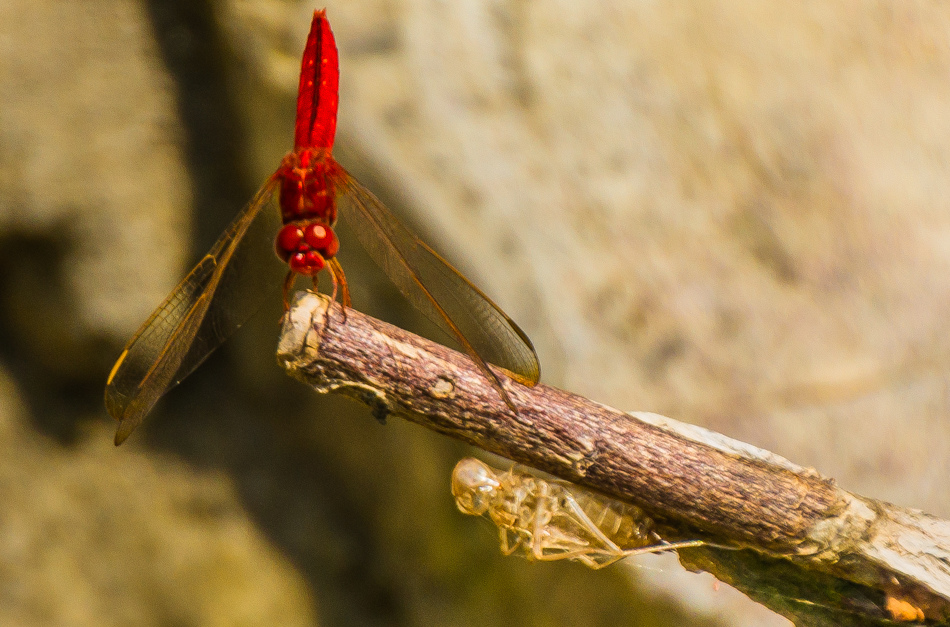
[452,458,502,515]
[276,221,340,275]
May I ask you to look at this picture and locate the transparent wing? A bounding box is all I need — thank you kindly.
[105,178,284,444]
[332,163,540,402]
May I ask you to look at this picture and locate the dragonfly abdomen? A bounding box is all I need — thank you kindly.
[567,489,656,549]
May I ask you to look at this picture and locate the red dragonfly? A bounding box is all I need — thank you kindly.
[105,9,540,445]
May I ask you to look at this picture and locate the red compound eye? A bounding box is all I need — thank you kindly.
[288,252,308,272]
[288,250,325,275]
[303,250,326,274]
[304,223,339,258]
[324,232,339,257]
[276,224,305,261]
[305,224,331,247]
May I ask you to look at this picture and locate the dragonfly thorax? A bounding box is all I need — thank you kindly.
[277,149,338,223]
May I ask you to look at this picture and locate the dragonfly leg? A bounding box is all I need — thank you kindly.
[282,270,297,311]
[326,269,337,303]
[327,257,351,317]
[622,539,707,555]
[531,542,605,565]
[581,551,628,570]
[499,528,521,556]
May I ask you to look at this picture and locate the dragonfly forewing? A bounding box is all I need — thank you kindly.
[333,166,541,396]
[105,179,284,444]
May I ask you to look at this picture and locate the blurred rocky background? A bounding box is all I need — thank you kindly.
[2,0,949,625]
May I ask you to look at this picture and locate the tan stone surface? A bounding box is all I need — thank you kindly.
[0,0,191,338]
[0,369,315,627]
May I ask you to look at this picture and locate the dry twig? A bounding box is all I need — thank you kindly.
[277,292,950,626]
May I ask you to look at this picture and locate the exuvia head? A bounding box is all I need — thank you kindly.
[452,458,502,515]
